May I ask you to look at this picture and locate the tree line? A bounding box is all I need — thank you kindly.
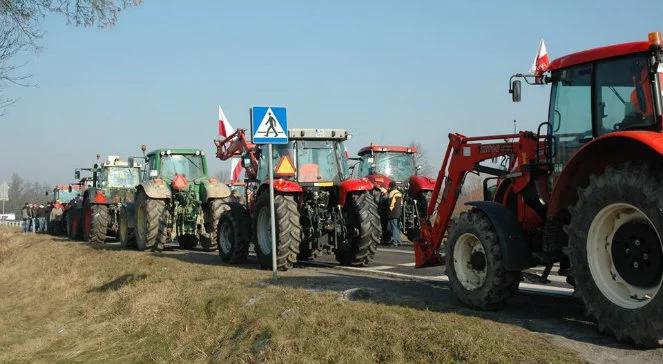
[3,173,50,214]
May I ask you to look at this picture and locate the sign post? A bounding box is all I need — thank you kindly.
[0,182,9,215]
[251,106,288,280]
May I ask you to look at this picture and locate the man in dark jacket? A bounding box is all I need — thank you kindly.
[386,181,403,246]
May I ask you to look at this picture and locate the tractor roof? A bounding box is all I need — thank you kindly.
[358,144,417,155]
[288,128,350,141]
[548,41,649,71]
[146,148,206,157]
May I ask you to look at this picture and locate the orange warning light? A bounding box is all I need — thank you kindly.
[275,155,296,177]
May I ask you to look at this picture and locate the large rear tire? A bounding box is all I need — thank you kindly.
[83,202,109,244]
[566,163,663,347]
[254,192,300,271]
[201,198,228,251]
[135,191,166,251]
[445,208,520,310]
[335,192,380,266]
[217,202,250,263]
[118,205,135,248]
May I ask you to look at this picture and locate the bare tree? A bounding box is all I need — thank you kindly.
[0,0,141,111]
[410,141,433,177]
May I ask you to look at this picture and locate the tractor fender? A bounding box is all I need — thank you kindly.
[83,187,108,205]
[201,179,231,202]
[365,174,392,189]
[338,178,374,206]
[139,179,172,199]
[122,203,137,229]
[548,131,663,218]
[465,201,534,271]
[408,175,436,196]
[256,179,303,201]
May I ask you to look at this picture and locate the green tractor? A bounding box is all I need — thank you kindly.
[66,156,141,243]
[119,148,231,251]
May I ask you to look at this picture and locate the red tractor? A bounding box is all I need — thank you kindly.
[45,184,83,235]
[354,144,435,241]
[214,128,380,270]
[415,32,663,347]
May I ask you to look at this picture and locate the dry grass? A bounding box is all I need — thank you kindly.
[0,228,579,363]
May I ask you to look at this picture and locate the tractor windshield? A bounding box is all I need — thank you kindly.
[54,189,80,203]
[295,140,349,182]
[99,167,140,188]
[370,152,416,182]
[160,154,205,181]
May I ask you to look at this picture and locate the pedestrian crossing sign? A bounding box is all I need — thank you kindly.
[251,106,288,144]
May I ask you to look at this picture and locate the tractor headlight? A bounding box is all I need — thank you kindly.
[195,150,200,156]
[166,150,172,155]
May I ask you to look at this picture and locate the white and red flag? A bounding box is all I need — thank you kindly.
[218,106,243,183]
[530,39,549,76]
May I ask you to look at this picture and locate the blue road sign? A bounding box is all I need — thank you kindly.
[251,106,288,144]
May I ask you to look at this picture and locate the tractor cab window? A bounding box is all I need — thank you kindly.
[98,167,140,188]
[595,54,655,133]
[160,154,205,181]
[549,64,592,166]
[256,144,295,182]
[296,140,346,182]
[373,152,416,182]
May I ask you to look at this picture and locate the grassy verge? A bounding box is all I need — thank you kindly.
[0,228,579,363]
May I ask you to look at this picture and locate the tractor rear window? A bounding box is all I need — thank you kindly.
[373,152,416,182]
[296,140,344,182]
[99,167,140,188]
[160,155,205,181]
[595,54,655,133]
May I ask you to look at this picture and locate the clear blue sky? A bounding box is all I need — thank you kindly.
[1,0,662,184]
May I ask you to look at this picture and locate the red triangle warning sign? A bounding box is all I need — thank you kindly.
[275,155,296,177]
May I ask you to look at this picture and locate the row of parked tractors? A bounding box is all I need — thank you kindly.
[45,138,432,270]
[44,33,663,347]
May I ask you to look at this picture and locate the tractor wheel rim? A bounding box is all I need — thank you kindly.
[453,233,487,291]
[256,207,271,255]
[218,220,232,254]
[587,202,663,309]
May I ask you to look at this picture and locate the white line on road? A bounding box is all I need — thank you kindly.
[377,248,415,254]
[398,262,417,267]
[304,261,573,296]
[362,265,396,271]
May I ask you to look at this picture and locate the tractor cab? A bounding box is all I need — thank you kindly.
[512,32,663,178]
[144,149,208,185]
[95,156,141,190]
[256,128,351,186]
[356,145,418,188]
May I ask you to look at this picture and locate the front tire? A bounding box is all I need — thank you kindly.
[135,191,166,251]
[567,163,663,347]
[446,208,520,310]
[335,192,380,266]
[254,192,300,271]
[217,202,250,263]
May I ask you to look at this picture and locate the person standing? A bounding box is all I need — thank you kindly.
[37,205,47,233]
[386,181,403,246]
[21,203,30,233]
[29,204,37,233]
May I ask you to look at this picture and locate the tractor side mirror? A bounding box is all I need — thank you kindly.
[74,170,80,179]
[510,80,521,102]
[416,165,423,175]
[68,185,72,193]
[45,191,49,196]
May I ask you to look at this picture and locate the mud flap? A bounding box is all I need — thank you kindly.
[465,201,533,271]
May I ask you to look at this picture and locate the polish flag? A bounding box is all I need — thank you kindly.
[530,39,549,76]
[218,106,243,183]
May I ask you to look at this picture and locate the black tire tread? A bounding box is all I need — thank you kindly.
[445,208,520,310]
[217,202,250,263]
[335,192,381,266]
[254,193,300,271]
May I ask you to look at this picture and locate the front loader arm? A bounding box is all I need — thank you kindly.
[415,132,539,267]
[214,129,259,179]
